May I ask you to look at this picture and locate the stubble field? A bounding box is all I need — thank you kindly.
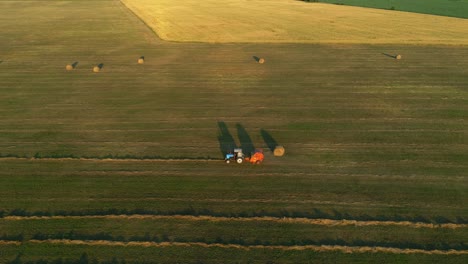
[0,0,467,263]
[121,0,468,44]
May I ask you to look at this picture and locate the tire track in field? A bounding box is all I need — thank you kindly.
[1,157,466,170]
[0,157,221,162]
[4,215,466,229]
[26,239,468,255]
[18,196,406,208]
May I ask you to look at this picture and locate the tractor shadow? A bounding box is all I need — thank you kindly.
[260,129,278,152]
[236,123,255,155]
[217,121,237,156]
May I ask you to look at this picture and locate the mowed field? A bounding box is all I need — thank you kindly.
[121,0,468,44]
[1,0,468,263]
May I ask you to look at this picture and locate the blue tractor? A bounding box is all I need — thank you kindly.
[225,148,245,164]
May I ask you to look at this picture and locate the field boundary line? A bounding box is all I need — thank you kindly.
[4,215,466,229]
[119,0,166,43]
[27,239,468,255]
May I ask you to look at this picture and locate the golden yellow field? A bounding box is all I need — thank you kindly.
[121,0,468,44]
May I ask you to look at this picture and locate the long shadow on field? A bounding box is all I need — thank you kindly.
[217,121,237,156]
[252,56,261,62]
[236,124,255,155]
[97,63,104,69]
[260,129,278,152]
[381,52,398,59]
[71,61,79,68]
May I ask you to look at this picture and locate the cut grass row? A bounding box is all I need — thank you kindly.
[4,215,467,229]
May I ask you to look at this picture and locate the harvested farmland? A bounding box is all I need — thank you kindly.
[121,0,468,44]
[0,0,467,263]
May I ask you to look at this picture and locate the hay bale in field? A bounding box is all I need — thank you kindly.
[273,146,285,157]
[93,63,104,73]
[138,56,145,64]
[396,54,402,60]
[253,56,265,63]
[66,62,79,70]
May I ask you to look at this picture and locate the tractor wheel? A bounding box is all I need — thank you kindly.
[226,160,230,164]
[236,158,243,164]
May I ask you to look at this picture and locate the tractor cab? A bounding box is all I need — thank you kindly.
[225,148,245,164]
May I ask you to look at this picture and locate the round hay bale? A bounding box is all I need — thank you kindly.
[273,146,285,157]
[138,58,144,64]
[93,66,100,73]
[396,54,402,60]
[65,64,73,71]
[258,58,265,64]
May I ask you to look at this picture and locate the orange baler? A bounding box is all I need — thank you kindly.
[245,150,264,164]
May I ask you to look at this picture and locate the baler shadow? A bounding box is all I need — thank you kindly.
[260,129,278,152]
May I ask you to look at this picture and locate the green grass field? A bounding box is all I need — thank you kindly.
[317,0,468,19]
[0,0,467,263]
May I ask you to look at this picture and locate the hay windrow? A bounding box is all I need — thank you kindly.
[0,240,21,246]
[27,239,468,255]
[4,215,466,229]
